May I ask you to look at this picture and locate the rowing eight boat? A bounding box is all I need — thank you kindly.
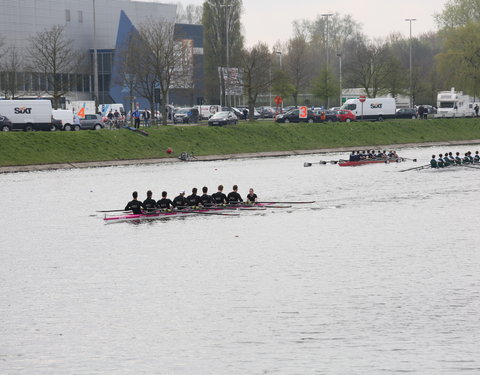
[338,158,404,167]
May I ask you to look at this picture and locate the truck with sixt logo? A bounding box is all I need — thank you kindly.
[341,97,396,121]
[0,100,56,131]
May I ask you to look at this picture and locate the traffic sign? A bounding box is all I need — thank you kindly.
[274,96,283,105]
[299,106,308,119]
[359,95,366,103]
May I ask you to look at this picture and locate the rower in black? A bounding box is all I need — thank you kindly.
[430,155,438,169]
[186,187,202,207]
[143,190,157,211]
[157,191,174,210]
[227,185,243,204]
[246,187,258,203]
[212,184,228,205]
[173,190,187,209]
[125,191,145,214]
[200,186,214,207]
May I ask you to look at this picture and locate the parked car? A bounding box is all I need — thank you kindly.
[257,106,276,118]
[173,107,199,124]
[208,111,238,126]
[79,114,104,130]
[222,106,244,120]
[396,108,418,119]
[275,108,315,123]
[335,109,356,122]
[313,109,339,123]
[0,115,13,131]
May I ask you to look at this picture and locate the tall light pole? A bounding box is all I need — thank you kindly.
[337,53,342,107]
[93,0,99,110]
[275,50,283,68]
[322,13,333,108]
[405,18,416,108]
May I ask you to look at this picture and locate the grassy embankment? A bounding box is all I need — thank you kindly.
[1,118,480,167]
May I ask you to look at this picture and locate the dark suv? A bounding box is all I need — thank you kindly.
[275,109,315,123]
[0,115,13,131]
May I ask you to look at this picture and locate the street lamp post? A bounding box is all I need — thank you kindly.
[405,18,416,108]
[322,13,333,108]
[93,0,99,110]
[337,53,342,107]
[275,50,282,68]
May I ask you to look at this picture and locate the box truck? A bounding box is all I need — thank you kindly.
[435,88,475,118]
[341,98,396,121]
[0,100,54,131]
[98,103,125,116]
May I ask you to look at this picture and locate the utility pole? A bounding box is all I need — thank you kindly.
[322,13,333,108]
[337,53,342,107]
[93,0,99,110]
[405,18,416,108]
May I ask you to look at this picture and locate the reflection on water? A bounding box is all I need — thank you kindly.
[1,145,480,374]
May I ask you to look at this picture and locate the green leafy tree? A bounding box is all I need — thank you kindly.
[435,0,480,28]
[312,68,339,107]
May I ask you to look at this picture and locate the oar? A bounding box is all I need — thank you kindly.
[304,160,338,167]
[399,164,430,172]
[459,164,480,170]
[402,157,418,162]
[184,209,239,216]
[97,209,132,213]
[256,201,315,204]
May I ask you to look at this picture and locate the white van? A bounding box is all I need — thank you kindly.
[341,98,396,121]
[99,103,125,116]
[52,109,75,131]
[195,105,222,120]
[0,100,54,131]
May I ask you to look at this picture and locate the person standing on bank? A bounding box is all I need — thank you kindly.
[142,109,150,127]
[132,108,141,129]
[475,104,479,117]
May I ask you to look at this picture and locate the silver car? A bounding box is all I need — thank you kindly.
[79,114,104,130]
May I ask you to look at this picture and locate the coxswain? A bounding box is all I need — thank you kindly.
[430,155,438,169]
[246,188,258,203]
[125,191,145,214]
[186,187,202,207]
[143,190,157,211]
[474,151,480,163]
[173,190,188,209]
[157,191,174,210]
[212,185,228,205]
[455,152,462,165]
[437,154,445,168]
[200,186,214,207]
[227,185,243,204]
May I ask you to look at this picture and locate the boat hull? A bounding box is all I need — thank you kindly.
[338,158,402,167]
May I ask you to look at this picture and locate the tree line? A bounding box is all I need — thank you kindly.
[0,0,479,120]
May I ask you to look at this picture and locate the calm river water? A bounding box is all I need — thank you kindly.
[1,145,479,374]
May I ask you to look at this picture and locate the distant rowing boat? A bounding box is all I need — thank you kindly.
[338,158,404,167]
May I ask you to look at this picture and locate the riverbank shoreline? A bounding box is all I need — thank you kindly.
[2,138,480,174]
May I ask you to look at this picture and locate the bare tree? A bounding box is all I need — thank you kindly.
[284,35,311,105]
[176,3,203,24]
[237,43,272,121]
[137,19,191,125]
[0,46,24,99]
[28,25,82,109]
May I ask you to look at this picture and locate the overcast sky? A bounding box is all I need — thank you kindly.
[167,0,450,46]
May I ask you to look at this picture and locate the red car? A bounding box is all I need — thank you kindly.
[336,109,356,122]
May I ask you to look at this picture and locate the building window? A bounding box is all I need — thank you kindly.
[78,10,83,23]
[65,9,71,22]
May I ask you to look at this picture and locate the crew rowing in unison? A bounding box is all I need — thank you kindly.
[125,185,254,214]
[430,150,480,168]
[349,150,399,162]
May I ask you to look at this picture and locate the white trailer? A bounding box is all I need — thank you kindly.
[435,88,475,118]
[98,103,125,116]
[341,97,396,121]
[195,105,222,120]
[0,100,53,131]
[65,100,96,117]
